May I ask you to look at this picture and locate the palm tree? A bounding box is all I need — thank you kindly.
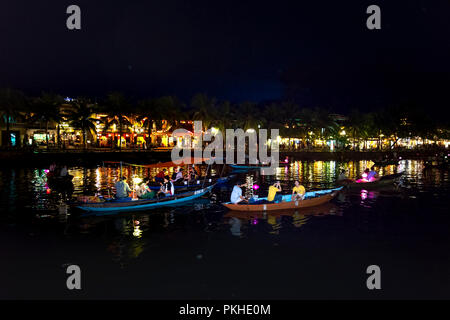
[235,101,260,131]
[68,99,98,149]
[157,95,184,132]
[102,92,131,150]
[0,88,27,147]
[214,100,235,135]
[280,101,301,149]
[190,93,217,132]
[29,93,64,149]
[137,98,158,147]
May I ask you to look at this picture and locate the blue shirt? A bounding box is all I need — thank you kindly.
[367,170,377,180]
[115,180,131,198]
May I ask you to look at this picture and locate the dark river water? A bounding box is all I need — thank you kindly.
[1,160,449,299]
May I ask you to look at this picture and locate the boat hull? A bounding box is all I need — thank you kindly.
[76,185,214,213]
[222,188,342,212]
[230,164,268,170]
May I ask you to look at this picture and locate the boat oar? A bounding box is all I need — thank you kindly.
[202,163,211,188]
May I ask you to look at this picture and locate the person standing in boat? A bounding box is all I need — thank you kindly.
[230,182,248,204]
[267,181,282,203]
[292,180,306,201]
[115,176,132,199]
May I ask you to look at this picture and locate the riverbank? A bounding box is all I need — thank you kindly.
[0,148,446,167]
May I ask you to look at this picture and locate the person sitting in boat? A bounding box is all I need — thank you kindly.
[292,180,305,201]
[60,165,68,177]
[367,167,379,181]
[49,162,57,173]
[230,182,248,204]
[267,181,282,203]
[155,169,167,183]
[190,166,199,179]
[171,167,184,183]
[158,176,175,198]
[337,169,347,181]
[184,166,198,183]
[137,178,155,199]
[115,176,132,200]
[361,168,370,182]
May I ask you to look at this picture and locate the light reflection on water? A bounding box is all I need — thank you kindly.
[0,160,447,214]
[0,159,449,268]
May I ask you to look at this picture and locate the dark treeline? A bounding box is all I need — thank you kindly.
[0,87,449,149]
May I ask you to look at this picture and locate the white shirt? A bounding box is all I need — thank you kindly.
[175,171,183,181]
[230,186,242,204]
[162,181,175,195]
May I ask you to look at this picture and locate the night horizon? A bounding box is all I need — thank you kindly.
[1,1,449,115]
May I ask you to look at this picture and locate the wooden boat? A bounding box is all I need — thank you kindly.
[224,202,339,219]
[222,187,342,212]
[342,173,403,190]
[373,159,399,166]
[76,184,215,213]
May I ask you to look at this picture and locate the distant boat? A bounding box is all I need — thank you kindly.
[339,173,403,190]
[373,159,399,166]
[76,184,215,214]
[222,187,342,212]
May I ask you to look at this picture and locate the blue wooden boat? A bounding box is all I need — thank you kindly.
[76,185,215,213]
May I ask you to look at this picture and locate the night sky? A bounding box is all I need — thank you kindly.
[1,0,449,114]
